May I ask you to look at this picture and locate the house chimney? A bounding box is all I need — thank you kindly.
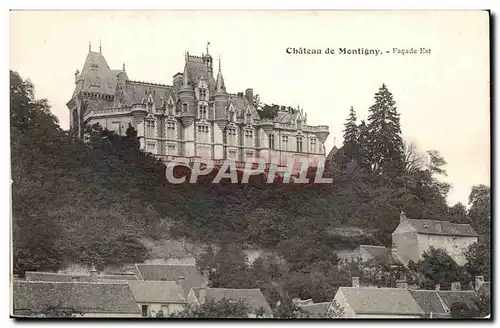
[435,284,440,291]
[245,88,253,103]
[400,211,407,222]
[396,278,408,289]
[451,282,461,291]
[177,276,185,286]
[352,276,360,288]
[90,263,98,282]
[475,276,485,291]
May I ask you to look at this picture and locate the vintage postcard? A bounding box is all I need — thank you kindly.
[9,10,491,319]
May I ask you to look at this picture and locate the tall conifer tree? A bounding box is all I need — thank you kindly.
[366,84,404,176]
[342,106,359,161]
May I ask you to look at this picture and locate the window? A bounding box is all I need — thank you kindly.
[282,135,288,150]
[199,89,207,101]
[182,103,188,112]
[167,121,176,139]
[146,120,156,137]
[245,129,253,139]
[147,142,156,152]
[227,127,237,145]
[310,138,317,153]
[197,125,209,142]
[167,145,176,155]
[111,121,122,136]
[199,105,208,119]
[141,305,149,317]
[269,134,275,150]
[228,150,237,160]
[296,136,303,152]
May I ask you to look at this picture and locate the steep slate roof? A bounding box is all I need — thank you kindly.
[300,302,331,318]
[13,281,140,315]
[135,264,204,294]
[25,271,138,282]
[228,94,260,120]
[409,290,449,317]
[437,291,479,312]
[192,287,273,316]
[338,287,424,316]
[360,245,390,261]
[406,219,478,237]
[128,281,187,304]
[122,81,175,108]
[76,51,118,96]
[185,55,216,95]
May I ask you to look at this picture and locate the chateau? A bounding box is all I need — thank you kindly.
[67,44,330,171]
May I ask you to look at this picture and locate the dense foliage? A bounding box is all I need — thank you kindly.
[11,72,490,312]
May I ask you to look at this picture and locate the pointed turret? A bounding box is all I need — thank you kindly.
[215,59,226,93]
[179,61,196,125]
[214,58,229,122]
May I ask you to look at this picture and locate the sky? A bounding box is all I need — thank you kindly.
[9,11,490,206]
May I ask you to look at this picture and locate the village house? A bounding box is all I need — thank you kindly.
[187,287,273,318]
[392,212,478,266]
[12,281,141,318]
[134,264,206,295]
[127,280,187,317]
[332,277,484,318]
[24,269,138,283]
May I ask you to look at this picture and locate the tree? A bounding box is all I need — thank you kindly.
[366,84,405,176]
[468,185,491,241]
[418,247,461,290]
[403,141,425,174]
[448,202,468,224]
[464,243,490,281]
[450,302,478,318]
[342,106,359,162]
[170,298,251,318]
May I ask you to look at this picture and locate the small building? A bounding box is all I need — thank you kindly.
[333,286,424,318]
[188,287,273,318]
[392,212,478,266]
[12,281,141,318]
[299,302,332,318]
[134,264,205,295]
[24,271,138,283]
[127,281,187,317]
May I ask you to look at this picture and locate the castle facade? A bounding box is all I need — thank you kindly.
[67,45,329,170]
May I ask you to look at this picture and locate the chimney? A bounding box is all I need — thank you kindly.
[237,92,244,97]
[451,282,461,291]
[199,284,207,304]
[245,88,253,103]
[177,276,185,286]
[352,276,360,288]
[435,284,441,291]
[89,263,98,282]
[475,276,485,291]
[396,278,408,289]
[400,211,407,222]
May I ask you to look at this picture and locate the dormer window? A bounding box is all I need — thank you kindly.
[245,129,253,139]
[146,119,156,138]
[199,89,207,101]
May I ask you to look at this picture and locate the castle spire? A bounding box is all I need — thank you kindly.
[89,41,92,52]
[206,41,211,55]
[215,57,226,93]
[182,63,190,88]
[99,39,102,53]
